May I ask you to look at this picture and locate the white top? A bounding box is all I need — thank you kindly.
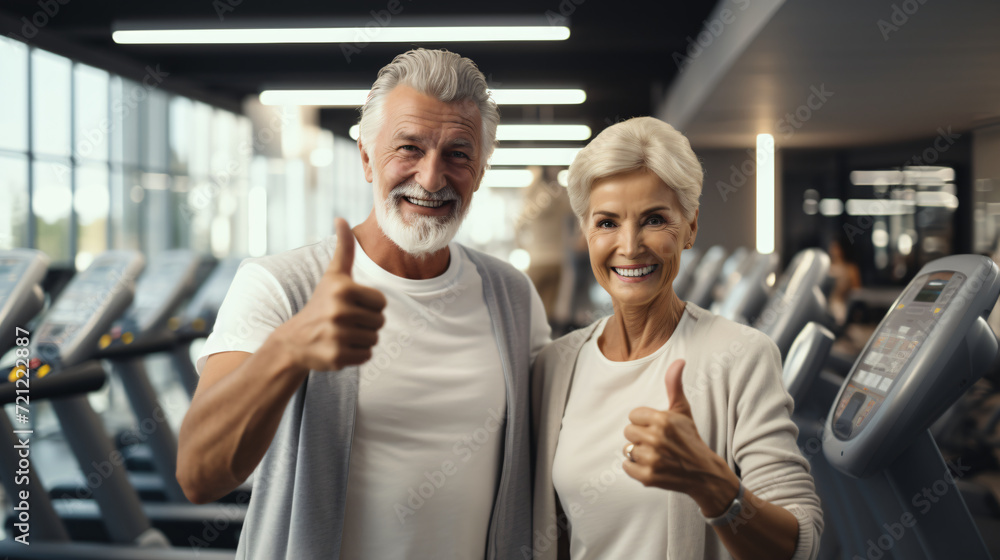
[552,313,693,559]
[199,237,551,560]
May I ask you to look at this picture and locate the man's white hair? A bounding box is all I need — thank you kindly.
[358,48,499,166]
[567,116,702,223]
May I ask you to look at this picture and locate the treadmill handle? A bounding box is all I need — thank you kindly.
[0,360,106,405]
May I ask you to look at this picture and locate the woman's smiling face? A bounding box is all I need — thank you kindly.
[586,168,698,309]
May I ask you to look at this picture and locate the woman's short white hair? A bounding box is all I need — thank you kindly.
[567,116,702,222]
[358,48,499,167]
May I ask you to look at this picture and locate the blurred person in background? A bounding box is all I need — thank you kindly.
[827,237,862,324]
[516,166,575,326]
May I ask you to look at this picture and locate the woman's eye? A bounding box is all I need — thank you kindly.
[597,219,616,228]
[646,215,666,226]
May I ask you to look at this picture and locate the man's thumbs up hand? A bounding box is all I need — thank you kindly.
[272,218,387,372]
[328,218,356,278]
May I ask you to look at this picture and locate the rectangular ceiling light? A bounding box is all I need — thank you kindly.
[489,89,585,105]
[481,169,535,188]
[490,148,580,166]
[112,26,569,45]
[348,123,590,141]
[261,89,586,107]
[756,134,775,255]
[496,124,591,141]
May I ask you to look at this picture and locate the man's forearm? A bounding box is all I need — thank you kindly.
[177,333,309,503]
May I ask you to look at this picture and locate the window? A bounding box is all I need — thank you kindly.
[32,160,72,262]
[0,156,29,250]
[74,64,110,162]
[0,37,29,153]
[31,50,72,158]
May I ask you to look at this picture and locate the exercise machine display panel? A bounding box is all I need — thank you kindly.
[0,250,49,346]
[101,250,203,353]
[825,254,1000,479]
[830,271,962,440]
[33,251,144,367]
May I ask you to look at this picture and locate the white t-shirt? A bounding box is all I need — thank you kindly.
[551,313,694,560]
[199,237,550,560]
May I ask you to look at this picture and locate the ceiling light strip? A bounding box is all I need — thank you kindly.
[261,89,586,107]
[113,26,569,45]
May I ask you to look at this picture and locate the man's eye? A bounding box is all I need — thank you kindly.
[451,151,470,159]
[400,145,418,152]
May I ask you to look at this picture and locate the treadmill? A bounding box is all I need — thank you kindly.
[712,246,751,305]
[672,247,702,301]
[712,250,780,324]
[0,249,233,559]
[823,254,1000,559]
[92,250,207,503]
[753,248,832,357]
[5,250,242,549]
[168,256,242,398]
[684,245,727,310]
[53,255,247,505]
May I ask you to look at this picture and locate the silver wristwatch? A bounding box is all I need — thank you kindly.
[702,480,745,526]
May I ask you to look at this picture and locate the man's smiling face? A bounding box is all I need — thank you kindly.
[361,84,484,257]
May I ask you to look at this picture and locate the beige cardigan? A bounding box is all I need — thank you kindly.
[530,303,823,560]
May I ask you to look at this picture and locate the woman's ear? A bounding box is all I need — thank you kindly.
[686,209,699,249]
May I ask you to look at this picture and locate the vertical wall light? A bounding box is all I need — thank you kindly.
[756,133,775,255]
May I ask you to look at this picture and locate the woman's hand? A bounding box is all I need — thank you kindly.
[622,359,741,517]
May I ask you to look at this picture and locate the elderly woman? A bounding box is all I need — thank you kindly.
[531,117,823,560]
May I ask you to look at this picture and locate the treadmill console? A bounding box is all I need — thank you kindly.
[824,255,1000,478]
[0,250,49,352]
[105,250,202,346]
[33,251,144,367]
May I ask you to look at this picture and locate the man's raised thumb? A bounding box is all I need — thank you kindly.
[329,218,355,277]
[665,359,692,417]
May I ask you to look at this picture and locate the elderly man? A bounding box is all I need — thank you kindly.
[177,49,550,559]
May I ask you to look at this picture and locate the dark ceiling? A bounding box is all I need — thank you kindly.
[0,0,720,140]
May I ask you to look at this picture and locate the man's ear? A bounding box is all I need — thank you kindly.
[358,140,374,184]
